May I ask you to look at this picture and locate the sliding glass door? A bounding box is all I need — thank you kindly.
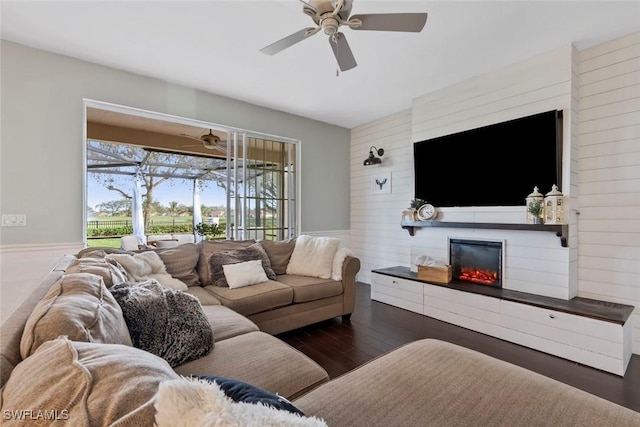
[227,131,297,241]
[83,100,298,246]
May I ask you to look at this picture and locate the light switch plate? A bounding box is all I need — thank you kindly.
[1,214,27,226]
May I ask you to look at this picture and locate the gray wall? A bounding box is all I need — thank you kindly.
[0,41,351,245]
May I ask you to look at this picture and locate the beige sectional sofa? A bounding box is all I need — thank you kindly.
[1,237,639,426]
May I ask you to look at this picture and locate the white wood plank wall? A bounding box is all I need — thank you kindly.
[577,32,640,354]
[351,33,640,355]
[351,45,577,300]
[351,110,415,284]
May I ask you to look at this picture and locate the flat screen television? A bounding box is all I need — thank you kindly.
[413,110,563,207]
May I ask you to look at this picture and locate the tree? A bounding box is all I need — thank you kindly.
[88,141,224,229]
[96,199,130,217]
[167,201,189,225]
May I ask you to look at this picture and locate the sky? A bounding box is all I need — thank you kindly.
[87,177,227,210]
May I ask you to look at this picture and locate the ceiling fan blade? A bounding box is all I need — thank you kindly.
[260,27,318,55]
[180,133,202,142]
[329,32,357,71]
[349,13,428,32]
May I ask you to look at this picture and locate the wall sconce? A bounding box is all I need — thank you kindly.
[364,146,384,166]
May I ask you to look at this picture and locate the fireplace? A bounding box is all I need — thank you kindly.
[449,238,503,288]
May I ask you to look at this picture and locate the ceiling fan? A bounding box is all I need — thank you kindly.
[180,129,228,151]
[260,0,428,72]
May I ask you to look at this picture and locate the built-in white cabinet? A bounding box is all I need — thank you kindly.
[500,300,631,376]
[423,285,501,338]
[370,273,423,314]
[371,269,633,376]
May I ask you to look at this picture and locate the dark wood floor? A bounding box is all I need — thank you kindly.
[278,282,640,412]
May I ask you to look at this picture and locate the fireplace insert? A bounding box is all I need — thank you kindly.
[449,238,503,288]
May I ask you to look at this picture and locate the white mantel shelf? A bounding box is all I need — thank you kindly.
[401,220,569,247]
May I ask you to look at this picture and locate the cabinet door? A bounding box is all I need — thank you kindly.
[423,285,501,337]
[371,273,423,314]
[500,300,628,375]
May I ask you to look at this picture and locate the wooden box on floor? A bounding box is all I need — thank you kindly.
[417,265,452,283]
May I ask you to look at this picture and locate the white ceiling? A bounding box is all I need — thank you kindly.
[2,0,639,129]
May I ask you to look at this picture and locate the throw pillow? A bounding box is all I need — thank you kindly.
[331,247,353,281]
[20,272,132,359]
[153,243,201,287]
[259,238,296,275]
[223,260,269,289]
[3,337,178,426]
[197,239,257,286]
[208,243,276,287]
[110,282,214,367]
[194,375,305,416]
[286,235,340,279]
[65,257,128,288]
[154,376,327,427]
[106,251,188,290]
[76,247,128,258]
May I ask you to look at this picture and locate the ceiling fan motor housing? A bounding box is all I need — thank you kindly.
[321,17,339,35]
[202,134,220,145]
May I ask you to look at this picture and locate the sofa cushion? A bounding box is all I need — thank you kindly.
[110,282,213,368]
[153,243,201,287]
[259,238,296,275]
[286,235,340,279]
[208,243,277,287]
[106,251,188,290]
[155,376,327,427]
[173,331,329,400]
[76,247,128,258]
[275,275,343,303]
[2,337,178,427]
[224,259,270,289]
[65,257,128,288]
[197,239,256,286]
[20,272,132,359]
[199,305,259,341]
[184,285,223,305]
[203,281,293,316]
[293,339,640,427]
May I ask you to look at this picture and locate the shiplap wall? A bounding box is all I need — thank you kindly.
[351,111,415,281]
[351,33,640,355]
[351,45,577,300]
[576,32,640,354]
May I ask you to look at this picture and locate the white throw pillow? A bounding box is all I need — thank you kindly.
[223,260,269,289]
[286,235,341,279]
[331,247,353,281]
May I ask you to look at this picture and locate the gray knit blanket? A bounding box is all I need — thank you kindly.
[110,281,213,367]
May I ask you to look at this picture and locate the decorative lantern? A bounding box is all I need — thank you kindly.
[544,185,564,225]
[525,186,544,224]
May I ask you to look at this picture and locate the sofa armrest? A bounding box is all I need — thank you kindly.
[341,256,360,316]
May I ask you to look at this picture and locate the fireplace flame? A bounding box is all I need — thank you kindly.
[459,267,498,286]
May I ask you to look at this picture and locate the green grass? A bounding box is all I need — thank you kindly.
[86,238,122,248]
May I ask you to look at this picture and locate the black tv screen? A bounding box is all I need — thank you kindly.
[414,110,562,207]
